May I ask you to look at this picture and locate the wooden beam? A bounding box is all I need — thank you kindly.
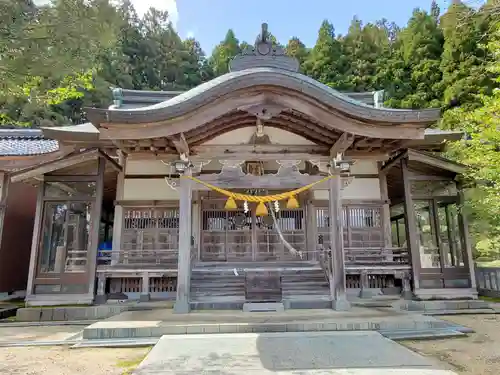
[197,173,326,189]
[192,144,329,155]
[407,149,466,174]
[330,132,355,157]
[98,149,122,172]
[380,150,407,174]
[169,132,190,156]
[10,149,99,183]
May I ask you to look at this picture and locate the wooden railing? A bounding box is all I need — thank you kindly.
[345,247,410,266]
[97,249,179,267]
[476,266,500,298]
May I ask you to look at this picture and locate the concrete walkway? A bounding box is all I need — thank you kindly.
[133,331,457,374]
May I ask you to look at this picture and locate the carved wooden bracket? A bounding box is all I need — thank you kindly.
[218,160,245,177]
[238,103,285,120]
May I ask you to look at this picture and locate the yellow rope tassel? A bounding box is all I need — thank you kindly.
[225,197,237,210]
[255,202,268,216]
[286,195,299,209]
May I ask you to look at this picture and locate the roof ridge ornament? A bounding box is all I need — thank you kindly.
[229,23,299,73]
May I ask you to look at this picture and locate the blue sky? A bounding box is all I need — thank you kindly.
[173,0,454,54]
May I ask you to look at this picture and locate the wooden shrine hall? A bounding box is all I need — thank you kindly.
[8,24,477,310]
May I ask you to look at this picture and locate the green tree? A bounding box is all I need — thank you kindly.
[285,37,309,67]
[446,19,500,257]
[440,1,494,111]
[383,7,444,109]
[209,29,241,76]
[302,20,347,89]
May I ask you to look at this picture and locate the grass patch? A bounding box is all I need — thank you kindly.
[116,347,152,375]
[479,296,500,303]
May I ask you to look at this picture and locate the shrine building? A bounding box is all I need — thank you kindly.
[2,24,476,310]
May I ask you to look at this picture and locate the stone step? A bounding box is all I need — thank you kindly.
[191,291,245,298]
[283,290,330,296]
[379,328,466,341]
[82,315,471,340]
[282,281,330,288]
[190,281,244,287]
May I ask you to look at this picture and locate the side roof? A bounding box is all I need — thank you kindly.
[0,128,59,156]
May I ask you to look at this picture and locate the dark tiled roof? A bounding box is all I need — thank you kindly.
[0,129,59,156]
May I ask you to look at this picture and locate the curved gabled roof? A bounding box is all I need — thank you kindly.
[86,67,440,127]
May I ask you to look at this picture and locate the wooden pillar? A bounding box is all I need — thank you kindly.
[306,194,318,261]
[401,158,420,291]
[111,152,126,266]
[95,274,107,304]
[25,183,44,300]
[0,172,10,244]
[457,186,477,291]
[329,173,350,310]
[140,271,150,302]
[87,156,105,298]
[378,164,392,248]
[173,168,193,313]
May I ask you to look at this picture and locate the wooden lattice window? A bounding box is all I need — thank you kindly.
[122,207,180,251]
[316,205,384,248]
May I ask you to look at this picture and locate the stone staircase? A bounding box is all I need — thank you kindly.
[189,261,332,310]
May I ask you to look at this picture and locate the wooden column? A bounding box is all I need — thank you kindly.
[329,173,350,310]
[140,271,150,302]
[87,156,105,298]
[401,158,420,291]
[457,186,477,290]
[306,194,318,261]
[111,152,126,265]
[0,173,10,244]
[173,168,193,313]
[25,184,44,299]
[95,274,107,304]
[378,164,392,248]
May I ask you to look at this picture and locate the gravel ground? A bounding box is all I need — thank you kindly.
[0,314,499,374]
[0,346,151,375]
[0,326,83,342]
[402,314,500,375]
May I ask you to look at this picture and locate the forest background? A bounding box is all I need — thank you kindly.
[2,0,500,260]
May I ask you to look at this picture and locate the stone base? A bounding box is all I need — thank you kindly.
[358,289,379,299]
[402,299,491,312]
[173,300,190,314]
[414,288,478,301]
[332,299,351,311]
[94,294,107,305]
[139,294,151,302]
[16,305,129,322]
[401,290,413,300]
[243,302,285,313]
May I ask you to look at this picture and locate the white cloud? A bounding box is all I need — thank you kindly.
[131,0,179,27]
[33,0,179,29]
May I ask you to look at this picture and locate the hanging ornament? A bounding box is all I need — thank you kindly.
[225,197,237,210]
[274,200,280,212]
[286,195,299,209]
[255,202,268,216]
[243,201,249,213]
